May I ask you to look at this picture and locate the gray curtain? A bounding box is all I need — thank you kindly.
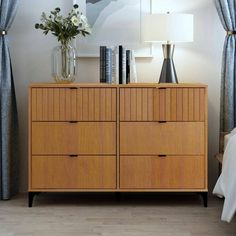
[215,0,236,132]
[0,0,19,199]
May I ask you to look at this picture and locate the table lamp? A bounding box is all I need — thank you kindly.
[143,13,193,83]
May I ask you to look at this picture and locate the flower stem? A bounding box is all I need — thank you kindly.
[61,44,69,79]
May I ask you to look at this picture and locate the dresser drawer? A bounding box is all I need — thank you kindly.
[31,155,116,189]
[120,156,205,189]
[31,88,116,121]
[120,122,204,155]
[119,87,206,122]
[32,122,116,155]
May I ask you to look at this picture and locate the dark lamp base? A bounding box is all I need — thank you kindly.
[158,44,178,84]
[159,58,178,83]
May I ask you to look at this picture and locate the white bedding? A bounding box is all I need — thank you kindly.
[213,129,236,222]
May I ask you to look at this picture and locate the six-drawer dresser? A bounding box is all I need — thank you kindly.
[28,83,208,207]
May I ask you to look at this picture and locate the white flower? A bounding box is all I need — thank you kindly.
[80,15,87,23]
[71,16,79,26]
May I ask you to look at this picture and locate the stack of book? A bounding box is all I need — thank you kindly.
[100,45,137,84]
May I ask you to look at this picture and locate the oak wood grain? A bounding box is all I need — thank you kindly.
[120,88,154,121]
[31,155,116,189]
[154,87,206,122]
[32,122,116,155]
[31,88,116,121]
[120,122,204,155]
[120,155,205,189]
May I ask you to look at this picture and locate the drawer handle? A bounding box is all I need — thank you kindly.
[69,121,78,123]
[158,155,167,158]
[158,121,167,123]
[69,87,79,90]
[157,87,167,90]
[69,155,78,158]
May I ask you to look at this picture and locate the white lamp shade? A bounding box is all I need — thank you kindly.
[142,13,194,43]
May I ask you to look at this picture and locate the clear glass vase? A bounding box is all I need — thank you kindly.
[52,44,77,83]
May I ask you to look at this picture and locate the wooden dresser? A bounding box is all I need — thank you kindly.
[28,83,208,207]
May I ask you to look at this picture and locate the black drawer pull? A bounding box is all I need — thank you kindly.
[69,87,79,90]
[158,155,167,157]
[69,121,78,123]
[69,155,78,157]
[158,87,167,90]
[158,121,167,123]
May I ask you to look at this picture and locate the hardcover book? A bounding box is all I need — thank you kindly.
[126,50,131,84]
[122,47,127,84]
[105,48,113,84]
[112,46,119,84]
[99,46,107,83]
[119,45,123,84]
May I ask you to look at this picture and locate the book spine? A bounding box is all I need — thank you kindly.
[126,50,131,84]
[130,50,137,83]
[122,48,126,84]
[119,45,123,84]
[99,46,103,83]
[105,48,112,84]
[115,47,119,84]
[100,46,106,83]
[112,46,119,84]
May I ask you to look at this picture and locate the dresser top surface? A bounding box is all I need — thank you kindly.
[30,83,207,88]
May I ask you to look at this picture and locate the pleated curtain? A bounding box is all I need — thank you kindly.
[215,0,236,132]
[0,0,19,200]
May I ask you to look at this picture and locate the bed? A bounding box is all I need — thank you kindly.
[213,128,236,222]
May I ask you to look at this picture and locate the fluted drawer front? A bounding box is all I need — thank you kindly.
[120,156,205,189]
[120,122,204,155]
[120,88,154,121]
[31,156,116,189]
[32,122,116,155]
[119,87,206,122]
[154,88,206,121]
[31,88,116,121]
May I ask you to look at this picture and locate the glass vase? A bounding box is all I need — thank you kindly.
[52,44,77,83]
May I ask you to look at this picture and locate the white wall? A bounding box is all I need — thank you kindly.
[9,0,225,192]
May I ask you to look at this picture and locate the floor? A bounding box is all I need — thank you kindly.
[0,193,235,236]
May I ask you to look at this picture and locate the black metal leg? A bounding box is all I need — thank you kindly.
[198,192,208,207]
[115,192,121,201]
[28,192,40,207]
